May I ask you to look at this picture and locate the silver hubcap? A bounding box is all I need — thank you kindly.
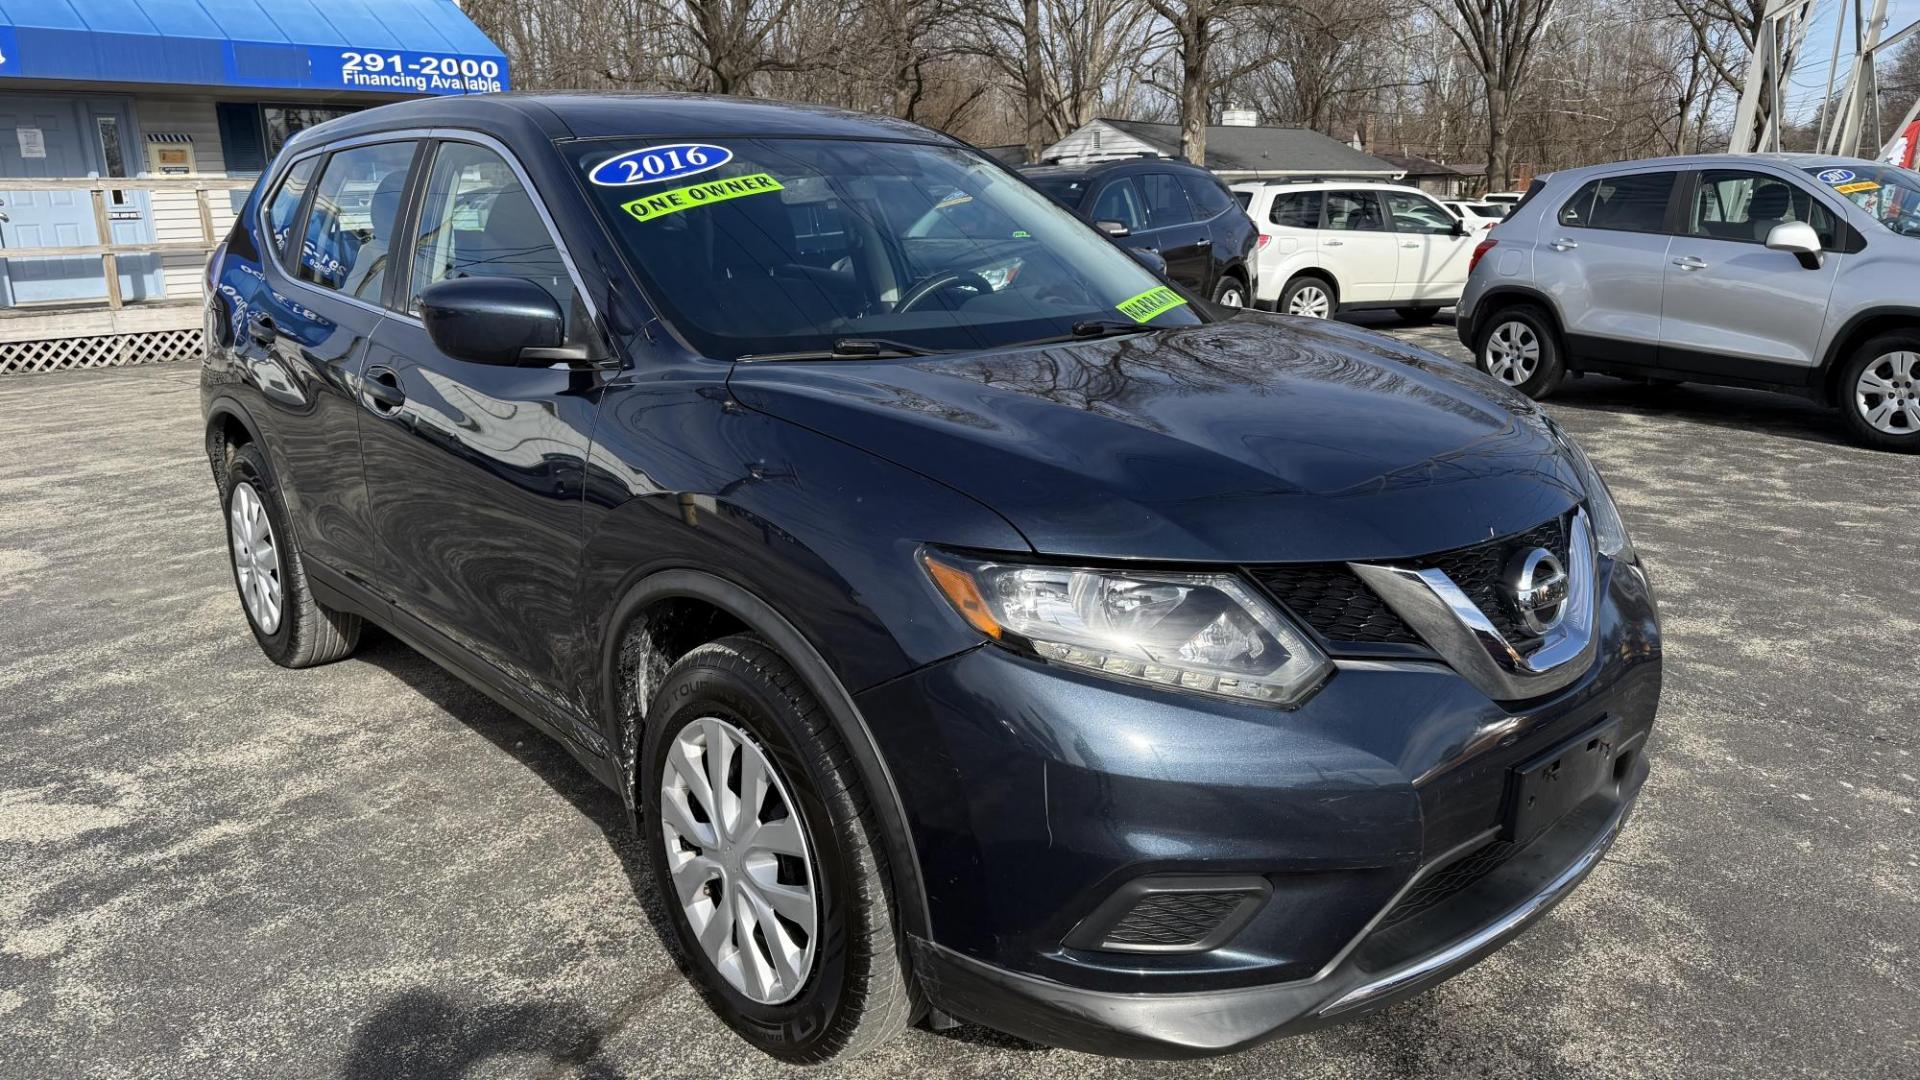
[1217,286,1244,308]
[1856,351,1920,434]
[1485,321,1541,385]
[661,717,817,1005]
[1287,284,1330,318]
[228,482,283,634]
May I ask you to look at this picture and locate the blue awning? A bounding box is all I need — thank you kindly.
[0,0,509,95]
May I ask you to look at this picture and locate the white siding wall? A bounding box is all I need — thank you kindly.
[1042,122,1166,166]
[135,96,236,301]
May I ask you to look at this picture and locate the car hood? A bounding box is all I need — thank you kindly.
[726,314,1583,563]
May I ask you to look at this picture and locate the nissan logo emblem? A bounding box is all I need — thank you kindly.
[1505,547,1569,635]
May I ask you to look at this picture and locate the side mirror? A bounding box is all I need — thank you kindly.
[419,277,582,366]
[1127,246,1169,279]
[1452,220,1469,238]
[1096,219,1132,239]
[1765,221,1825,270]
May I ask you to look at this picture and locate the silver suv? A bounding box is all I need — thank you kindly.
[1457,153,1920,451]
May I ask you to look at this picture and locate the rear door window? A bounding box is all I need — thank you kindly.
[1324,190,1388,231]
[1141,173,1195,228]
[299,141,418,300]
[1269,190,1324,229]
[1557,172,1677,233]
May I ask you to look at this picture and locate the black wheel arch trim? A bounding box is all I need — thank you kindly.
[204,395,269,483]
[597,567,933,944]
[1464,285,1567,351]
[1817,305,1920,400]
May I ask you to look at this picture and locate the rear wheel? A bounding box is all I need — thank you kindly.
[641,634,914,1062]
[1280,275,1335,319]
[1475,304,1566,399]
[1838,333,1920,452]
[221,443,360,667]
[1211,273,1248,309]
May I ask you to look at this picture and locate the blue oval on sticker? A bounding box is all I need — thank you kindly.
[589,144,733,187]
[1817,168,1857,185]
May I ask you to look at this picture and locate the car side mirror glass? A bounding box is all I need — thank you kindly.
[1096,219,1131,239]
[1765,221,1825,270]
[1127,246,1169,279]
[420,277,577,366]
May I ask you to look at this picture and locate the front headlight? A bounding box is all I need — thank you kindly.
[922,552,1331,706]
[1559,433,1632,559]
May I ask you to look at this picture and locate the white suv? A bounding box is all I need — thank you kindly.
[1234,181,1479,323]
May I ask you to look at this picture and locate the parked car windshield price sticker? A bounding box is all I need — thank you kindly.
[621,173,785,223]
[1115,285,1188,323]
[590,144,734,187]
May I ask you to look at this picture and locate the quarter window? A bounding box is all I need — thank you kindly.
[1689,170,1838,248]
[299,141,417,300]
[1269,190,1323,229]
[1557,172,1677,234]
[1324,191,1388,232]
[407,142,584,340]
[1179,173,1236,218]
[1141,173,1195,227]
[264,156,319,261]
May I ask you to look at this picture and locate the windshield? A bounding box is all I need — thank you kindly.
[569,139,1200,358]
[1805,164,1920,236]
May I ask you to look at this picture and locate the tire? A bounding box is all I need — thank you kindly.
[221,442,361,667]
[1279,275,1336,319]
[1210,273,1248,309]
[1395,306,1441,325]
[1474,303,1566,399]
[641,634,913,1063]
[1836,332,1920,452]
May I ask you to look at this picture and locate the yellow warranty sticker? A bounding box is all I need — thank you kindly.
[1115,285,1188,323]
[1835,181,1881,195]
[621,172,785,223]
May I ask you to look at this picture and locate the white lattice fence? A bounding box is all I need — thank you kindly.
[0,329,204,375]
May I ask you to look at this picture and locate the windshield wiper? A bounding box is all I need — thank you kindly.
[737,337,946,362]
[1002,319,1154,350]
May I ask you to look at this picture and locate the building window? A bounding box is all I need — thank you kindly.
[264,106,357,159]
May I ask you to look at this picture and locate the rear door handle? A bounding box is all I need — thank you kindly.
[1673,256,1708,271]
[1549,238,1579,251]
[362,365,407,412]
[245,313,277,347]
[1401,241,1421,248]
[1324,239,1344,247]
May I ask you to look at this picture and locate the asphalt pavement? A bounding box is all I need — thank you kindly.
[1,317,1915,1079]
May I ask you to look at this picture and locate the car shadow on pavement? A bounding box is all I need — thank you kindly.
[1542,376,1851,448]
[342,630,668,1079]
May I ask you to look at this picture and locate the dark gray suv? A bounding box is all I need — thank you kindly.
[1457,153,1920,451]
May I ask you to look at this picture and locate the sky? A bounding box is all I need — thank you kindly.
[1784,0,1920,125]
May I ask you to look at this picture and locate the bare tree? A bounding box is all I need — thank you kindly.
[1425,0,1560,187]
[1141,0,1273,163]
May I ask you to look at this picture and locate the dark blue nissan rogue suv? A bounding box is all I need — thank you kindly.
[201,94,1662,1063]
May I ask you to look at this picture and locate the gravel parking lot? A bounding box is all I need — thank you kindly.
[3,317,1916,1080]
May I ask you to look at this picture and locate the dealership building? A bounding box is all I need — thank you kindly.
[0,0,508,373]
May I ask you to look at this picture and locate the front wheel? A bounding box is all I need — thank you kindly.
[1475,304,1566,399]
[1838,333,1920,452]
[1279,275,1335,319]
[641,634,914,1063]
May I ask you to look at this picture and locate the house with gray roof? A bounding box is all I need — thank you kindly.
[1040,117,1403,183]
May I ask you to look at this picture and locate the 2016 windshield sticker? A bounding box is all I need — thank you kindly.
[1116,285,1187,323]
[620,173,785,223]
[1835,180,1881,195]
[1818,168,1859,185]
[590,144,733,187]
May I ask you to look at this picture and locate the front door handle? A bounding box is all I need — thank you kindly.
[1672,256,1709,271]
[1324,239,1345,247]
[362,365,407,412]
[1195,237,1212,248]
[1549,238,1579,251]
[245,313,277,347]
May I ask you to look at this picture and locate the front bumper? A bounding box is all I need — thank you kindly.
[911,762,1643,1058]
[855,554,1662,1055]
